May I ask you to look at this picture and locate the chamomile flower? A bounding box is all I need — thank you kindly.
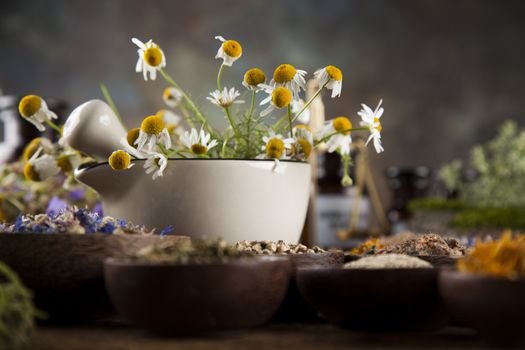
[56,152,82,174]
[132,38,166,81]
[120,134,147,159]
[22,137,54,161]
[135,115,172,153]
[108,150,134,170]
[242,68,266,91]
[23,148,60,181]
[259,85,293,117]
[162,87,183,108]
[314,65,343,98]
[18,95,58,132]
[291,98,310,124]
[358,99,384,154]
[144,152,168,180]
[215,36,242,66]
[270,64,307,100]
[291,125,314,160]
[206,87,244,108]
[180,128,218,156]
[156,110,184,138]
[318,116,353,156]
[259,132,294,160]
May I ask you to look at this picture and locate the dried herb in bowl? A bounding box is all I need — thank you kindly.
[132,239,252,264]
[344,254,433,269]
[234,240,327,255]
[0,207,157,235]
[457,231,525,280]
[352,233,466,257]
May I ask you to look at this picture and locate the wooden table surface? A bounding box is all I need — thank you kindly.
[23,324,494,350]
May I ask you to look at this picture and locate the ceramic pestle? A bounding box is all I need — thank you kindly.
[62,100,127,162]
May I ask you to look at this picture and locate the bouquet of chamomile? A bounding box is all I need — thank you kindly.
[19,35,385,186]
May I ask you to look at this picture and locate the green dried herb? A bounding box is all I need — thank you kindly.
[0,261,43,349]
[133,239,252,264]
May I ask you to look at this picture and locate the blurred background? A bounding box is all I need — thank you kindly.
[1,0,525,245]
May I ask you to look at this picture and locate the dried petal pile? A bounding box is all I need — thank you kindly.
[234,240,326,255]
[0,207,153,235]
[457,232,525,280]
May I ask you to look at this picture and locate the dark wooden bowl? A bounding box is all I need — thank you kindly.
[439,270,525,346]
[104,256,291,334]
[297,267,447,331]
[0,233,186,322]
[274,251,344,322]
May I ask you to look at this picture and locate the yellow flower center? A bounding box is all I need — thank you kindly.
[374,117,382,132]
[127,128,140,147]
[23,138,44,161]
[166,123,178,134]
[56,155,73,173]
[272,87,292,108]
[140,115,165,135]
[191,144,208,155]
[244,68,266,86]
[332,117,352,135]
[23,162,40,181]
[296,124,311,131]
[297,138,312,158]
[19,95,42,117]
[273,64,297,83]
[108,150,131,170]
[222,40,242,58]
[266,138,285,159]
[163,87,175,100]
[144,46,163,67]
[325,65,343,81]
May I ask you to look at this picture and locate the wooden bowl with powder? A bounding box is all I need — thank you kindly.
[297,254,447,331]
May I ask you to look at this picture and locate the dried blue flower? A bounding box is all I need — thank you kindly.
[118,219,127,229]
[99,222,116,234]
[69,189,85,201]
[14,215,25,233]
[93,203,104,217]
[160,225,174,236]
[46,197,68,217]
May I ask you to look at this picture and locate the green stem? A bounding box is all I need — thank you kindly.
[221,136,233,158]
[287,105,294,138]
[314,127,370,146]
[217,64,225,91]
[248,90,256,119]
[224,107,238,137]
[291,82,328,123]
[99,83,124,127]
[180,104,196,129]
[159,68,210,133]
[341,154,353,187]
[273,113,290,133]
[169,150,188,158]
[45,120,62,135]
